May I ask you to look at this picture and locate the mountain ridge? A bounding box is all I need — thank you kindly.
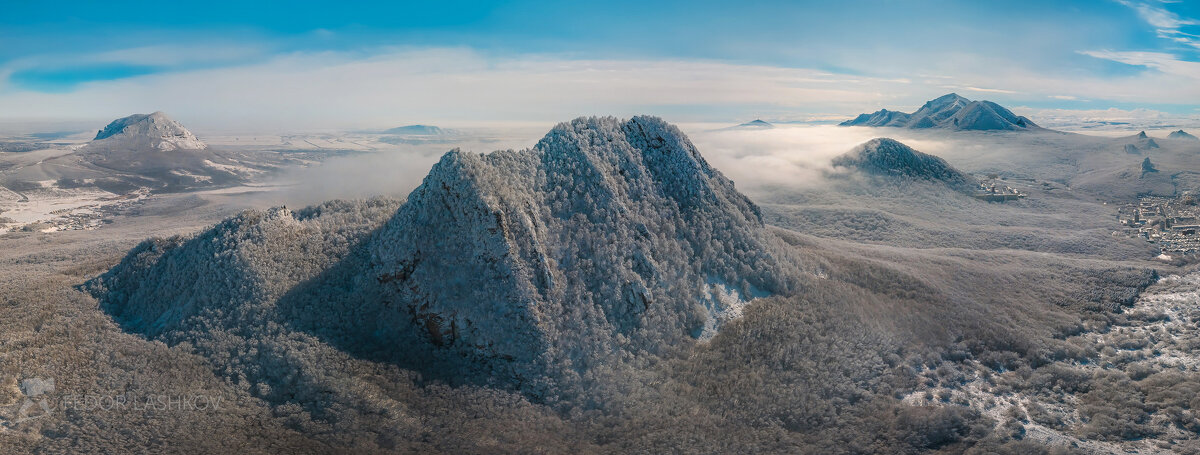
[840,93,1041,131]
[1168,130,1198,141]
[86,115,803,394]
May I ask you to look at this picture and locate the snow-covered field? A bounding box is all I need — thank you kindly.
[0,183,148,233]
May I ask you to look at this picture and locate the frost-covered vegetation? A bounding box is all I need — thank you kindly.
[3,116,1197,453]
[832,138,979,192]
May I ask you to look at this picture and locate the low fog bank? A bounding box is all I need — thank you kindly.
[223,118,1184,211]
[237,121,917,207]
[246,126,551,207]
[680,123,956,196]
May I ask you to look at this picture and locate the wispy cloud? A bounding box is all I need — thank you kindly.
[0,43,272,92]
[1079,50,1200,78]
[1,46,1197,131]
[1116,0,1200,49]
[0,48,913,130]
[944,86,1018,94]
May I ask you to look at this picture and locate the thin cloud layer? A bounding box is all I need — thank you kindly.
[1,47,1197,132]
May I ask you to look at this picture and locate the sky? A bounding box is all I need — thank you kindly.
[1,0,1199,131]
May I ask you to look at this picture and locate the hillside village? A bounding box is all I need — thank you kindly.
[1118,193,1200,256]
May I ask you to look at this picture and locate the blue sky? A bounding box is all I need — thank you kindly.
[1,0,1198,129]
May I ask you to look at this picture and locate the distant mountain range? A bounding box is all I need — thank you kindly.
[1169,130,1198,141]
[723,119,774,130]
[382,124,449,136]
[840,93,1041,131]
[833,138,978,192]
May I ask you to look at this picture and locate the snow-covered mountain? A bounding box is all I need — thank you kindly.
[86,116,803,393]
[724,119,774,130]
[382,124,447,136]
[840,109,911,128]
[840,93,1041,131]
[1128,131,1160,151]
[833,138,978,191]
[77,112,259,191]
[1168,130,1198,141]
[90,111,208,151]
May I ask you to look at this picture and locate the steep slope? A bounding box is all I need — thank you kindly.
[841,93,1041,131]
[1168,130,1198,141]
[832,138,978,191]
[86,116,802,393]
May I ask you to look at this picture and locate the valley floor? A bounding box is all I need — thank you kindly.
[2,125,1200,453]
[0,183,1192,454]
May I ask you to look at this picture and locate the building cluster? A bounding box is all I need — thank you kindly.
[1118,193,1200,254]
[972,178,1026,202]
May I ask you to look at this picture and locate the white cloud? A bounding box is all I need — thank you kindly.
[1079,50,1200,78]
[955,86,1018,94]
[0,48,911,131]
[1116,0,1200,49]
[0,47,1197,132]
[1011,106,1200,132]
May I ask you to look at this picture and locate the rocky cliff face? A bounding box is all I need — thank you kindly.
[368,116,794,385]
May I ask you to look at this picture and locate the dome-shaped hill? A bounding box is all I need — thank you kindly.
[91,111,207,151]
[77,112,255,191]
[833,138,978,191]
